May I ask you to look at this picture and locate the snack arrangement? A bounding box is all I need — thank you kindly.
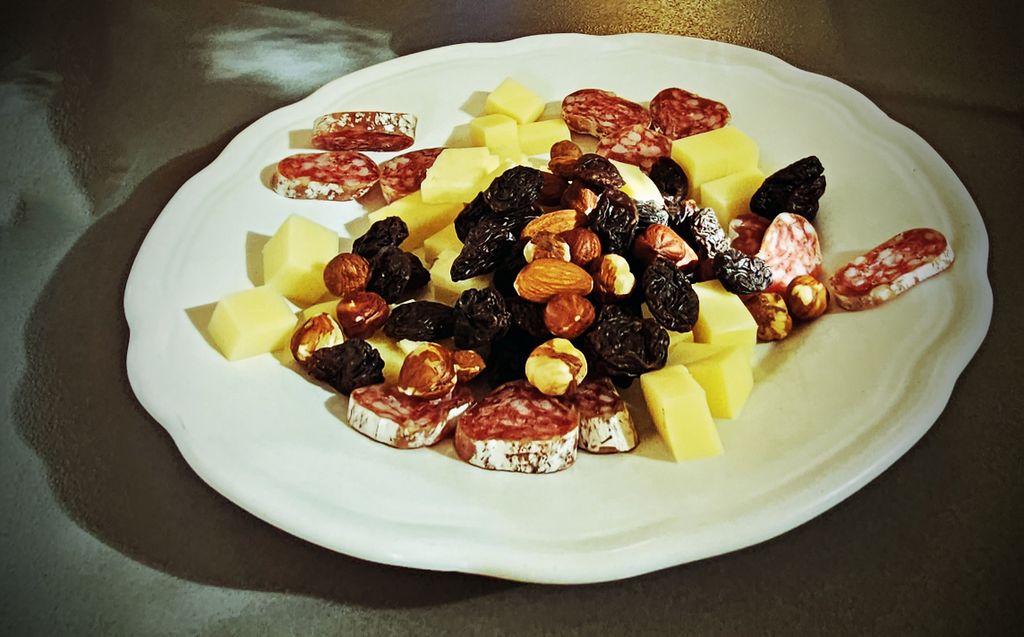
[203,77,956,474]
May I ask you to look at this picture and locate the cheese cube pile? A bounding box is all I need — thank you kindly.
[640,366,723,461]
[470,114,520,157]
[700,169,765,227]
[419,147,500,204]
[692,279,758,359]
[368,191,463,250]
[670,126,759,204]
[208,286,297,361]
[262,214,339,306]
[484,78,545,124]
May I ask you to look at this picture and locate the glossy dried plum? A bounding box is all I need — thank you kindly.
[366,246,411,303]
[492,238,529,297]
[573,153,625,189]
[484,330,538,387]
[454,192,493,243]
[635,200,670,233]
[643,259,700,332]
[676,204,727,260]
[713,248,773,295]
[750,156,826,221]
[406,252,430,292]
[590,188,638,255]
[504,294,549,340]
[450,213,531,281]
[306,338,384,395]
[582,305,668,382]
[483,166,544,212]
[383,301,454,341]
[648,157,688,206]
[452,287,510,351]
[352,217,409,259]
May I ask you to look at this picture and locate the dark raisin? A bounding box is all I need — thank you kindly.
[676,204,727,260]
[750,156,826,221]
[538,171,569,206]
[483,166,544,212]
[713,248,773,295]
[582,305,668,382]
[450,213,531,281]
[635,200,670,233]
[406,252,430,292]
[573,153,625,189]
[383,301,455,341]
[454,192,494,243]
[643,259,700,332]
[306,339,384,395]
[492,238,529,297]
[452,288,510,351]
[648,157,688,207]
[352,217,409,259]
[484,330,541,387]
[366,246,411,303]
[504,294,549,340]
[589,188,638,255]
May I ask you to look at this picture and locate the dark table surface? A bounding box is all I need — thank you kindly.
[2,1,1021,634]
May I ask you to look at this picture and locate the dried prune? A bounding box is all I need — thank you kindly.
[492,238,529,297]
[352,217,409,259]
[406,252,430,292]
[643,259,700,332]
[648,156,688,207]
[383,301,455,341]
[590,188,638,255]
[454,192,493,243]
[484,166,544,212]
[306,338,384,395]
[635,200,670,232]
[582,305,668,382]
[484,330,538,387]
[750,156,826,221]
[676,204,728,260]
[504,294,549,340]
[713,248,773,295]
[366,246,411,303]
[450,213,531,281]
[573,153,625,189]
[452,287,510,351]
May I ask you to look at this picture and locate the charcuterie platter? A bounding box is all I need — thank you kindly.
[124,33,990,583]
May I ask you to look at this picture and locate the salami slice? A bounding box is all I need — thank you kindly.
[347,383,475,449]
[596,124,672,173]
[828,228,954,311]
[311,111,417,152]
[729,213,771,256]
[756,213,823,293]
[378,147,444,203]
[271,151,380,201]
[649,88,731,139]
[571,378,638,453]
[454,380,579,473]
[561,89,651,138]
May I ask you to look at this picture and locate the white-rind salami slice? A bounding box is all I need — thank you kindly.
[378,147,444,203]
[561,89,651,138]
[828,228,954,310]
[454,380,579,473]
[729,213,771,256]
[347,384,474,449]
[271,151,380,201]
[312,111,417,152]
[571,378,638,453]
[756,213,823,293]
[596,124,672,173]
[649,88,731,139]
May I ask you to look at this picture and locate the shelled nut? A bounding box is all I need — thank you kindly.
[593,254,636,301]
[323,252,370,297]
[523,233,571,263]
[785,275,829,321]
[336,291,390,338]
[558,227,602,268]
[742,292,792,341]
[525,338,588,396]
[290,313,345,365]
[544,293,596,339]
[397,342,457,398]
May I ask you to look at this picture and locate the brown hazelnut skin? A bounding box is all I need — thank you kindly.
[323,253,371,297]
[560,181,599,215]
[548,140,583,178]
[336,291,389,338]
[452,350,486,383]
[592,254,636,302]
[523,233,571,263]
[397,342,457,398]
[544,293,596,339]
[538,171,569,206]
[558,227,602,268]
[785,275,829,321]
[742,292,793,342]
[632,223,698,268]
[290,313,345,365]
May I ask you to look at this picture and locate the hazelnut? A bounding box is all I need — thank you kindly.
[523,232,571,263]
[550,139,582,160]
[323,253,370,297]
[452,350,486,383]
[525,338,588,396]
[558,227,602,268]
[593,254,636,301]
[290,313,345,366]
[548,140,582,178]
[560,181,599,215]
[633,224,698,268]
[397,342,457,398]
[538,171,568,206]
[336,291,390,338]
[742,292,793,342]
[544,293,595,339]
[785,275,829,321]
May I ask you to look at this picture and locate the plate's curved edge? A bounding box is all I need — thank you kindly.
[123,33,993,584]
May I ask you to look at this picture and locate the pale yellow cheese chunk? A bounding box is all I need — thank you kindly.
[429,249,492,305]
[299,300,338,322]
[422,224,462,266]
[365,334,408,385]
[610,159,663,203]
[666,340,730,367]
[671,127,759,203]
[208,286,298,361]
[692,280,757,359]
[262,214,340,306]
[420,148,500,204]
[685,345,753,419]
[640,365,723,461]
[470,113,520,156]
[517,118,572,155]
[368,191,464,250]
[668,329,696,346]
[484,78,545,124]
[700,169,766,227]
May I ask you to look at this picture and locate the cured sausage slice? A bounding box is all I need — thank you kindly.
[271,151,380,201]
[378,147,444,203]
[649,88,731,139]
[828,228,954,310]
[561,89,651,138]
[596,124,672,173]
[728,213,771,256]
[571,378,638,453]
[347,383,475,449]
[756,213,823,293]
[312,111,417,152]
[454,380,579,473]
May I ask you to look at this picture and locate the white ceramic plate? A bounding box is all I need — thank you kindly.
[125,33,991,584]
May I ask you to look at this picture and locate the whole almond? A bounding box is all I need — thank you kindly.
[514,258,594,303]
[520,209,587,239]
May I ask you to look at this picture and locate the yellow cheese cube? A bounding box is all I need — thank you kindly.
[666,340,731,367]
[692,280,757,358]
[422,224,462,266]
[429,250,492,305]
[420,148,500,204]
[640,365,723,461]
[262,214,339,306]
[610,160,663,203]
[700,169,766,227]
[365,334,408,385]
[368,191,464,250]
[299,300,338,322]
[668,329,696,347]
[484,78,545,124]
[470,114,520,156]
[685,346,753,419]
[207,286,298,361]
[517,118,571,155]
[670,127,759,203]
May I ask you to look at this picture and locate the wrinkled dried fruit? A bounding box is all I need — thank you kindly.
[785,274,829,320]
[538,171,568,206]
[452,287,511,351]
[323,252,371,297]
[713,248,773,295]
[366,246,424,303]
[544,293,595,339]
[635,200,671,232]
[648,156,688,207]
[397,342,457,398]
[484,165,545,213]
[492,238,529,297]
[450,213,528,281]
[352,217,409,259]
[290,313,345,365]
[743,292,792,341]
[383,300,455,341]
[336,290,390,338]
[750,156,826,221]
[454,192,493,243]
[583,305,669,381]
[573,153,625,189]
[676,203,728,260]
[306,338,384,395]
[643,259,700,332]
[505,294,550,340]
[590,188,638,255]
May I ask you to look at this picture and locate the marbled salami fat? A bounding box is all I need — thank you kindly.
[378,147,444,203]
[271,151,380,201]
[729,213,771,256]
[756,213,823,293]
[312,111,417,152]
[596,124,672,173]
[828,228,954,310]
[454,380,579,473]
[347,384,474,449]
[571,378,638,453]
[649,88,730,139]
[561,89,651,138]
